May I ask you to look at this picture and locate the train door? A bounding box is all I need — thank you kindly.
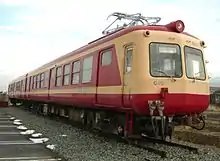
[122,45,134,108]
[96,46,122,106]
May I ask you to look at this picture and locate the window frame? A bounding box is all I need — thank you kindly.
[125,46,133,73]
[20,80,23,91]
[29,76,32,90]
[101,49,112,66]
[34,76,37,89]
[37,74,40,88]
[63,63,70,86]
[55,66,62,87]
[82,56,93,83]
[71,60,81,85]
[149,42,183,78]
[32,76,35,89]
[184,45,206,81]
[40,73,45,88]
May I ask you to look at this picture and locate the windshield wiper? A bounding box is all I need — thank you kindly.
[154,70,176,82]
[192,71,204,82]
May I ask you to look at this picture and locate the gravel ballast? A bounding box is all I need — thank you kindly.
[1,107,220,161]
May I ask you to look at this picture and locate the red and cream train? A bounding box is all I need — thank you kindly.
[8,13,209,140]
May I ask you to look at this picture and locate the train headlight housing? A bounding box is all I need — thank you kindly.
[166,20,185,33]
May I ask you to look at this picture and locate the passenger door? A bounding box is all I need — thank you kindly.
[96,46,122,106]
[122,45,134,108]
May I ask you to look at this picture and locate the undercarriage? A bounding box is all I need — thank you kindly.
[10,98,206,141]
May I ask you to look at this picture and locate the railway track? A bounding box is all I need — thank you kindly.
[4,106,220,161]
[121,135,198,159]
[140,134,198,153]
[73,128,199,160]
[18,106,200,160]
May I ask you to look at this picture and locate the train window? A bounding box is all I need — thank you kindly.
[20,80,23,91]
[125,46,133,73]
[55,66,62,87]
[16,82,20,91]
[184,46,205,80]
[63,64,70,86]
[82,56,93,83]
[72,61,80,84]
[29,76,32,90]
[40,73,44,88]
[32,76,35,89]
[149,43,182,78]
[34,76,36,89]
[101,50,112,66]
[37,75,41,88]
[35,76,37,89]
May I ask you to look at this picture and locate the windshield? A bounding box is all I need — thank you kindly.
[184,46,205,80]
[149,43,182,77]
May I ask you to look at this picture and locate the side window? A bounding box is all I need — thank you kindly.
[63,64,70,85]
[32,76,35,89]
[101,50,112,66]
[34,76,37,89]
[20,80,23,91]
[40,73,44,88]
[29,76,32,90]
[82,56,93,83]
[55,66,62,87]
[125,46,133,73]
[37,75,40,88]
[72,61,80,84]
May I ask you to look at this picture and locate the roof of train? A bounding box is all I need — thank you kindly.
[9,24,199,84]
[33,25,198,71]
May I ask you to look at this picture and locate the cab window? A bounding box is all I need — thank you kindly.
[149,43,182,77]
[125,46,133,73]
[184,46,205,80]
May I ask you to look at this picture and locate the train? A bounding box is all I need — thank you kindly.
[0,92,8,107]
[8,12,209,140]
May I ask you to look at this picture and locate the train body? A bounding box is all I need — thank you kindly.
[8,13,209,140]
[0,92,8,107]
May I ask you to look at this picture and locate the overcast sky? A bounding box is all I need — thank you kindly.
[0,0,220,90]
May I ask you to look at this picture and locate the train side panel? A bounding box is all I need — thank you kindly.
[20,31,140,110]
[48,44,122,108]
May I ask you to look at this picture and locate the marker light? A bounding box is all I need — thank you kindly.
[166,20,185,33]
[200,41,206,47]
[143,30,150,37]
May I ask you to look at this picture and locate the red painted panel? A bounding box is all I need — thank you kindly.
[26,92,209,116]
[131,93,209,115]
[97,46,121,86]
[96,45,122,106]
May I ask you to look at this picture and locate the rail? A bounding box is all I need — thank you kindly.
[20,106,199,160]
[139,135,198,153]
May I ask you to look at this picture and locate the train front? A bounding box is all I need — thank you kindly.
[133,20,209,138]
